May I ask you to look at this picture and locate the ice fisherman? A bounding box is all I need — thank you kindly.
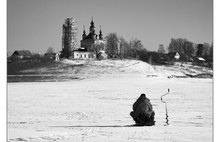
[130,93,155,126]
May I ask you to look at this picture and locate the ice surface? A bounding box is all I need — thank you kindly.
[8,76,212,142]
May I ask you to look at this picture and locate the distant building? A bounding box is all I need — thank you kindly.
[174,52,180,60]
[44,53,60,61]
[196,44,204,57]
[167,52,180,61]
[158,44,166,53]
[12,50,32,59]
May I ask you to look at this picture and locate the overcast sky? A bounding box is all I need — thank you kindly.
[7,0,213,53]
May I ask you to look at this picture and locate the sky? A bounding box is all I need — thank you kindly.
[7,0,213,53]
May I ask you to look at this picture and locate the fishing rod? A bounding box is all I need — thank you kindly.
[161,88,170,126]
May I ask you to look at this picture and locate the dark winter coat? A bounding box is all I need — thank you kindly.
[130,94,154,119]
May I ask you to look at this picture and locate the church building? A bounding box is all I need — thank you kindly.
[61,17,106,59]
[80,17,104,51]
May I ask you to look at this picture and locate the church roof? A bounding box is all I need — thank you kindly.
[85,33,97,39]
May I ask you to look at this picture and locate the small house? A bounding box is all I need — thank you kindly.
[73,48,95,59]
[12,50,32,59]
[44,53,60,61]
[167,52,180,61]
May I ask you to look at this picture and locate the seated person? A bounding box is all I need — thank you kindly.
[130,94,155,126]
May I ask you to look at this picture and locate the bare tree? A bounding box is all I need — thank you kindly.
[46,47,55,53]
[129,38,144,58]
[168,38,195,56]
[203,42,212,56]
[182,40,194,56]
[105,33,119,58]
[118,37,130,58]
[105,34,145,59]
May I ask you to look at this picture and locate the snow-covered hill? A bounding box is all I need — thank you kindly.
[8,59,213,82]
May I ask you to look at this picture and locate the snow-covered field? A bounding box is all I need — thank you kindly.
[8,75,212,142]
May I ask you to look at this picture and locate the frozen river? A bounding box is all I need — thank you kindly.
[8,76,212,142]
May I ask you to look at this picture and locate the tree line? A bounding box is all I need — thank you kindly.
[104,34,213,63]
[167,38,213,58]
[103,33,146,59]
